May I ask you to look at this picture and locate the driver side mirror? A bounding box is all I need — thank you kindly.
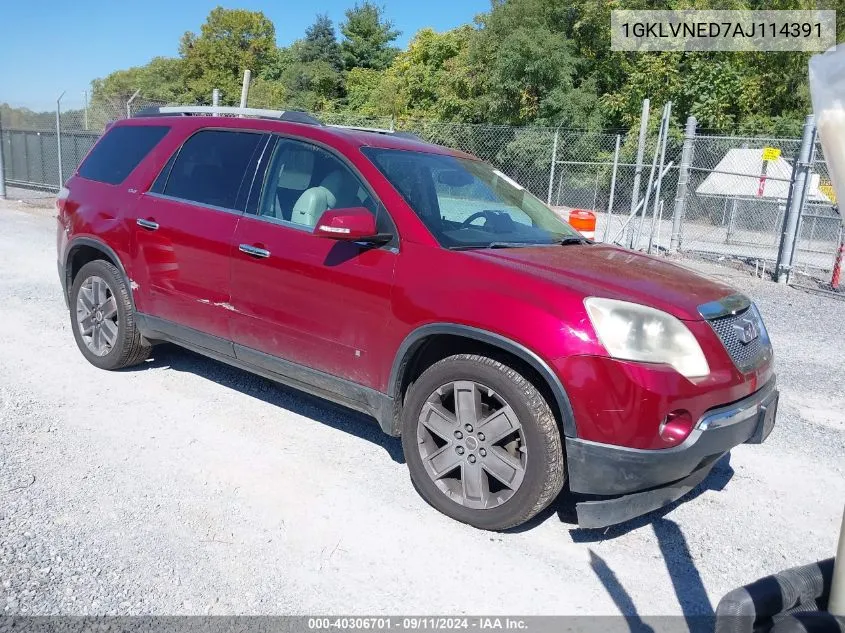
[313,207,389,243]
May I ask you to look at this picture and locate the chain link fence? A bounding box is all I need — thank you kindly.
[0,97,169,192]
[679,133,839,276]
[1,92,841,282]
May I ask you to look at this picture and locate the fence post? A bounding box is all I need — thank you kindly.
[647,101,672,253]
[212,88,220,110]
[775,114,815,284]
[0,113,6,200]
[239,69,252,111]
[547,126,560,206]
[603,134,621,241]
[634,103,666,249]
[670,115,696,252]
[627,98,650,247]
[726,141,749,245]
[126,89,140,119]
[56,91,65,189]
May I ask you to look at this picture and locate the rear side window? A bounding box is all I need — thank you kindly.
[163,129,262,210]
[78,125,169,185]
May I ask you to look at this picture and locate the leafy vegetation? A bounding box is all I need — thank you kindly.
[5,0,844,135]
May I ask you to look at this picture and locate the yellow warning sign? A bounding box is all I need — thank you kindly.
[762,147,781,162]
[820,178,837,203]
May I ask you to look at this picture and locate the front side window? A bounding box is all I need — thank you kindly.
[257,138,377,229]
[362,148,582,249]
[163,129,262,210]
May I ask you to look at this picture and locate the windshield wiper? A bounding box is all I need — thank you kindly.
[447,241,534,251]
[555,236,590,245]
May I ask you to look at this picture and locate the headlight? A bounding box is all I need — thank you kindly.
[584,297,710,378]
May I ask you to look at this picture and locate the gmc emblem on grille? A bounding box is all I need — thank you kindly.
[733,318,759,344]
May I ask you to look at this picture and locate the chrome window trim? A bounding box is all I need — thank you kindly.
[246,212,316,233]
[143,191,244,217]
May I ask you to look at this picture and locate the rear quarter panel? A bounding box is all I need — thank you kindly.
[62,123,183,312]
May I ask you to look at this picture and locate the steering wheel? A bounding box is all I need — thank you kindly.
[460,210,494,228]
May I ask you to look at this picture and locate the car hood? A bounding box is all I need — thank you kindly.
[468,244,738,321]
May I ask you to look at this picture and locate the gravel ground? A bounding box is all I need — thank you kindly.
[0,199,843,620]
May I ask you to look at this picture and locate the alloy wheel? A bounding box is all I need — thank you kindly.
[75,275,119,357]
[416,380,527,510]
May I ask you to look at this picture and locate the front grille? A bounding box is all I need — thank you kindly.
[707,304,772,373]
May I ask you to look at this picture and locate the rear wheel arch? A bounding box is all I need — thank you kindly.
[389,324,577,439]
[64,238,134,307]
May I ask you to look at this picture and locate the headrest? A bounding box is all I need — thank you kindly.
[277,148,315,190]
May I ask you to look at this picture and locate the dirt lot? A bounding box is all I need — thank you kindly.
[1,197,843,620]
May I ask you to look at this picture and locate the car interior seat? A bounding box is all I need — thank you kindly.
[266,146,315,221]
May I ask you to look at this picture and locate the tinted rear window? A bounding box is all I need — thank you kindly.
[163,129,263,210]
[78,125,169,185]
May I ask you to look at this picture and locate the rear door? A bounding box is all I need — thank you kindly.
[130,128,268,349]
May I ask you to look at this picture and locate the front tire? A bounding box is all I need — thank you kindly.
[401,354,565,530]
[69,260,151,370]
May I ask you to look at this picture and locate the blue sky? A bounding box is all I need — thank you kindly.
[1,0,491,111]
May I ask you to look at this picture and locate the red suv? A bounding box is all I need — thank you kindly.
[56,106,777,531]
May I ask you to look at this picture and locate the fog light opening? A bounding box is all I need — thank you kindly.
[659,410,694,447]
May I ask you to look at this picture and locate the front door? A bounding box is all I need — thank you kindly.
[130,128,267,345]
[229,137,397,389]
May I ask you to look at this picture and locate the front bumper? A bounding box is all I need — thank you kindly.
[567,378,778,528]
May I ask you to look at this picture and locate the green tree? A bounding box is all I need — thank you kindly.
[344,67,388,113]
[90,57,184,113]
[391,27,474,118]
[179,7,277,105]
[457,0,602,127]
[300,14,343,71]
[0,103,56,129]
[340,2,401,70]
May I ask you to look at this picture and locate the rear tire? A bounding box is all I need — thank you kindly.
[69,260,151,370]
[401,354,565,530]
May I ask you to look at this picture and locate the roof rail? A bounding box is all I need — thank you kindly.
[133,105,323,126]
[329,124,423,142]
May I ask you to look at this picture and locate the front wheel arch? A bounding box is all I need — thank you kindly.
[389,324,578,439]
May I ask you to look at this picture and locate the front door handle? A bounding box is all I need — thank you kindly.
[136,218,159,231]
[239,244,271,259]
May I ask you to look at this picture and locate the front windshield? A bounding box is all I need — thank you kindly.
[361,147,583,249]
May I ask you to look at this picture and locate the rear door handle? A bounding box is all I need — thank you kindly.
[136,218,159,230]
[239,244,271,259]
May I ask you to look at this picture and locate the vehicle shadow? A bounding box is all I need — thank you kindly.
[555,457,730,633]
[586,518,717,633]
[588,549,656,633]
[124,344,405,464]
